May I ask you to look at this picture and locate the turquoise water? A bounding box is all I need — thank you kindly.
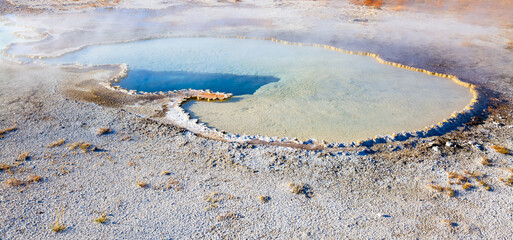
[115,70,279,95]
[48,37,473,142]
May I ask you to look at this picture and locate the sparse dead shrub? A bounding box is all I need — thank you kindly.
[97,127,111,136]
[4,178,24,187]
[94,213,108,224]
[28,175,42,183]
[80,142,92,152]
[259,195,270,203]
[0,126,16,136]
[288,182,313,198]
[429,184,455,197]
[119,135,131,141]
[3,175,42,187]
[491,145,510,155]
[217,212,240,221]
[50,208,66,233]
[462,182,472,190]
[69,142,81,150]
[47,139,65,148]
[0,163,13,171]
[69,142,94,152]
[16,152,30,162]
[480,157,491,166]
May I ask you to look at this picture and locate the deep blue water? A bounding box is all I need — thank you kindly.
[115,69,280,95]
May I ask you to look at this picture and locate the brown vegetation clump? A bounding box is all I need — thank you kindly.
[259,195,271,203]
[0,163,13,171]
[4,178,24,187]
[164,178,180,190]
[16,152,30,162]
[217,212,240,221]
[136,171,148,188]
[47,139,65,148]
[288,182,313,197]
[93,213,108,224]
[446,172,467,184]
[288,182,305,194]
[50,208,66,233]
[480,157,491,166]
[429,184,455,197]
[80,142,92,152]
[69,142,81,150]
[0,126,16,138]
[70,142,93,152]
[3,175,42,187]
[28,175,42,183]
[500,174,513,187]
[137,179,148,188]
[478,179,492,191]
[97,127,111,136]
[491,145,510,155]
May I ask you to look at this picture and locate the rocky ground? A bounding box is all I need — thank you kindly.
[1,0,513,239]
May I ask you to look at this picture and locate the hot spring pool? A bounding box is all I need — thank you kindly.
[50,37,474,142]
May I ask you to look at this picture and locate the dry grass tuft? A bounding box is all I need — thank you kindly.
[0,163,13,171]
[136,172,148,188]
[50,222,66,233]
[69,142,81,150]
[47,139,65,148]
[445,187,455,197]
[500,175,513,187]
[3,175,42,187]
[204,192,223,204]
[119,135,131,141]
[94,213,108,224]
[441,219,456,227]
[288,182,313,197]
[259,195,270,203]
[478,179,492,191]
[79,142,92,152]
[217,212,240,221]
[16,152,30,162]
[491,145,510,154]
[97,127,111,136]
[480,157,491,166]
[50,208,66,233]
[4,178,24,187]
[462,182,472,190]
[137,180,148,188]
[288,182,305,194]
[446,172,467,184]
[429,184,455,197]
[28,175,42,183]
[70,142,93,152]
[164,178,183,191]
[0,126,16,136]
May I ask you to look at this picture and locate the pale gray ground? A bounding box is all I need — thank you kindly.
[1,0,513,239]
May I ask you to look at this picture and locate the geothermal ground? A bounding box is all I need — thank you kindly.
[1,0,513,239]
